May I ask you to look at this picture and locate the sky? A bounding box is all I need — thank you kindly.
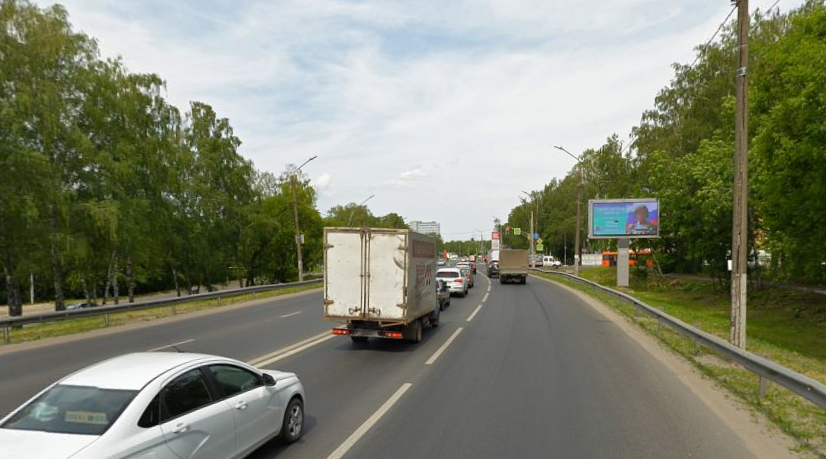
[38,0,799,241]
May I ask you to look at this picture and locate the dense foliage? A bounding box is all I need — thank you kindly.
[507,1,826,284]
[0,1,390,314]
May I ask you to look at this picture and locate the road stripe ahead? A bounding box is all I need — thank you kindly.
[280,311,302,318]
[426,327,463,365]
[467,305,483,322]
[147,339,195,352]
[326,383,412,459]
[247,331,332,367]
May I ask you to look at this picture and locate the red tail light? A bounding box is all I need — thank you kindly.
[332,329,350,335]
[454,278,463,283]
[383,332,403,339]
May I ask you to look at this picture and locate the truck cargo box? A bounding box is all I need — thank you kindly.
[324,228,437,326]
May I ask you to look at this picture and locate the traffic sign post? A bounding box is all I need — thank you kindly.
[514,228,522,236]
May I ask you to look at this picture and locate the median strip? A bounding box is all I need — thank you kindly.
[326,383,412,459]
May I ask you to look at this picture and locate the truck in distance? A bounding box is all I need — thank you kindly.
[499,249,529,284]
[324,228,440,344]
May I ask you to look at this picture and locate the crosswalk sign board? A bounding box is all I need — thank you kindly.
[514,228,522,236]
[536,244,544,252]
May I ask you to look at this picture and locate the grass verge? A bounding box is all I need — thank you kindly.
[534,269,826,457]
[3,284,321,346]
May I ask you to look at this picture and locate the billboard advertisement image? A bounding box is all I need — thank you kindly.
[589,199,659,239]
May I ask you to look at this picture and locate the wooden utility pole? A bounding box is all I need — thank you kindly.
[291,174,304,282]
[731,0,750,349]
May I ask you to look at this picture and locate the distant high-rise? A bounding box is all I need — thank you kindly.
[409,221,440,236]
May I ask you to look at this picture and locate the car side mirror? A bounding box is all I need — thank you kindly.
[263,373,277,386]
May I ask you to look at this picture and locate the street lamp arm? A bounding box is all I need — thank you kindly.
[553,145,580,163]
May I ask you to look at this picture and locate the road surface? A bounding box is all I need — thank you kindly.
[0,271,780,458]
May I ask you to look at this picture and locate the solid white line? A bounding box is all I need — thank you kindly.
[326,383,412,459]
[247,331,331,367]
[425,327,463,365]
[280,311,302,318]
[482,292,489,303]
[147,339,195,352]
[466,305,483,322]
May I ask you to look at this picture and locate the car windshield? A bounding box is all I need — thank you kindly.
[1,385,137,436]
[437,271,459,278]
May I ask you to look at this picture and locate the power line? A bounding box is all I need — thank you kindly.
[689,4,738,69]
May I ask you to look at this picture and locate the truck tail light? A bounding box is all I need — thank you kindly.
[332,329,350,336]
[383,332,403,339]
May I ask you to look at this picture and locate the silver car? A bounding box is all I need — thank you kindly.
[0,352,305,459]
[436,268,468,297]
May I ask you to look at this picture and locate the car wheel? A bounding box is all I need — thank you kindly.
[281,398,304,443]
[351,336,368,343]
[499,278,504,284]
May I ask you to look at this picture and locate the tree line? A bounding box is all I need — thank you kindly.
[507,1,826,284]
[0,1,411,315]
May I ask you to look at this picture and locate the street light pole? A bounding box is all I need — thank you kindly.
[347,194,375,227]
[555,145,582,276]
[291,156,317,282]
[521,191,536,268]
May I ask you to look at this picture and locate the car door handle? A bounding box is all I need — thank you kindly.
[172,423,188,434]
[235,401,248,410]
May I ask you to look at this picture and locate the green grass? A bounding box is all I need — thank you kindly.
[3,284,321,346]
[535,268,826,456]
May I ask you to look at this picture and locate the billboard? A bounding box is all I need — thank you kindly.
[589,199,660,239]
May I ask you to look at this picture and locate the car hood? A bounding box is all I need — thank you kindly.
[261,369,297,383]
[0,429,98,459]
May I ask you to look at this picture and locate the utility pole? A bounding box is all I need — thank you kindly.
[291,156,317,283]
[731,0,750,349]
[555,145,582,277]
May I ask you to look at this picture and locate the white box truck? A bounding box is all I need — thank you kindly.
[324,228,440,343]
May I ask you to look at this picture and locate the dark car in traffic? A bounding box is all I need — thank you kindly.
[488,261,500,278]
[436,280,451,310]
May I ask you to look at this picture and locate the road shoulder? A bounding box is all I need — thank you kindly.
[534,274,806,459]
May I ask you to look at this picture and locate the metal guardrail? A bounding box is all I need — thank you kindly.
[532,269,826,411]
[0,279,322,343]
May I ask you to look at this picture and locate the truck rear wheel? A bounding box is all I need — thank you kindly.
[408,320,422,343]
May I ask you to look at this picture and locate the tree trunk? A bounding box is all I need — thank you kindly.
[172,269,181,297]
[81,278,91,306]
[49,206,65,311]
[3,259,23,317]
[112,252,119,305]
[103,250,116,305]
[91,278,98,306]
[126,255,135,303]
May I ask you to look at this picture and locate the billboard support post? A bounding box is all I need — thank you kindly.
[617,238,630,287]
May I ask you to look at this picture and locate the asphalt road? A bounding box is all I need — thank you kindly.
[0,270,765,458]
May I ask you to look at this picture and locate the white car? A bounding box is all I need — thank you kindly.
[543,256,562,269]
[436,268,468,297]
[0,352,305,459]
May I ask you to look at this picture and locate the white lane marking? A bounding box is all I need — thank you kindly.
[482,292,489,303]
[425,327,463,365]
[326,383,412,459]
[247,331,331,367]
[466,305,483,322]
[280,311,302,318]
[147,339,196,352]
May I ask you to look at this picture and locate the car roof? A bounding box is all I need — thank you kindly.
[60,352,221,391]
[437,267,461,273]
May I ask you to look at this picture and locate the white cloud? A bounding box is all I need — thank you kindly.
[312,172,332,190]
[38,0,801,238]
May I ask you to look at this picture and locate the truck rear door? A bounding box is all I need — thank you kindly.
[325,230,364,318]
[366,231,406,321]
